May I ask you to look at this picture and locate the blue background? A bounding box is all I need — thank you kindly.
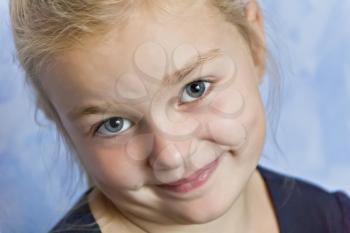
[0,0,349,232]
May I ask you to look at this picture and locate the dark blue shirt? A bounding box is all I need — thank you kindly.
[50,165,350,233]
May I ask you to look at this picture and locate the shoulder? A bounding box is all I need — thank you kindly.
[49,188,101,233]
[258,165,350,233]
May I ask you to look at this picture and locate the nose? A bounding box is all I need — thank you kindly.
[148,134,187,171]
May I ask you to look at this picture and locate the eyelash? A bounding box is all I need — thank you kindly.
[91,78,214,137]
[178,79,214,105]
[92,117,133,137]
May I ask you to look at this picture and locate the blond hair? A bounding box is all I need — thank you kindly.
[10,0,266,184]
[10,0,290,230]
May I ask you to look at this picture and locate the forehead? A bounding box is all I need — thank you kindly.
[54,2,243,70]
[43,2,246,107]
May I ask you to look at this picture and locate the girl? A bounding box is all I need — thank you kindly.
[9,0,350,232]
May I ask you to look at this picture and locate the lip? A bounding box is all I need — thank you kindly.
[156,156,221,193]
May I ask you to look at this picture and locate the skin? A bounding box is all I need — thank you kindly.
[41,1,280,233]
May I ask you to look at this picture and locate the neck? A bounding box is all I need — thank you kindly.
[89,169,272,233]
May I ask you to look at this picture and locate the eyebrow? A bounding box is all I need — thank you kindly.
[162,48,222,86]
[68,48,222,122]
[68,103,113,122]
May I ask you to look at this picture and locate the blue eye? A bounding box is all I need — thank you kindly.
[95,117,133,136]
[180,80,211,103]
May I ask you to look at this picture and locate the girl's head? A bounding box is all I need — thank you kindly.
[11,0,268,224]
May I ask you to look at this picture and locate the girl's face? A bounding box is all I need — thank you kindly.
[41,2,266,225]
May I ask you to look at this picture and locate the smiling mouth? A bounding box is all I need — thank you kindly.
[156,156,221,193]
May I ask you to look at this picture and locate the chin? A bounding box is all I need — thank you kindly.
[173,191,238,224]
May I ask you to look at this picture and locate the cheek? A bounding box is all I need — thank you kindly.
[75,138,147,189]
[205,87,247,149]
[206,117,247,150]
[60,116,151,189]
[201,84,265,155]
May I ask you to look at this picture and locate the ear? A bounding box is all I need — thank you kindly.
[244,0,266,85]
